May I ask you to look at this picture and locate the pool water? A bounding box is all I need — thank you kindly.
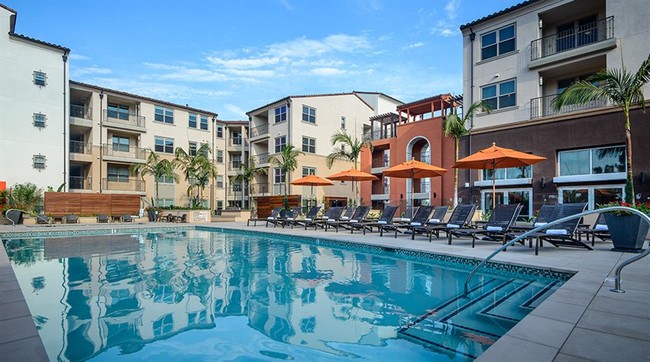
[4,229,570,361]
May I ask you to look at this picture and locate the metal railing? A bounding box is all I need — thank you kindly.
[227,186,248,196]
[251,153,270,165]
[250,182,269,194]
[103,110,146,128]
[229,138,243,147]
[228,161,243,171]
[70,104,92,119]
[531,17,614,61]
[69,140,91,154]
[102,144,147,160]
[530,94,608,119]
[462,206,650,296]
[102,177,145,192]
[367,129,396,140]
[69,176,92,190]
[249,124,269,138]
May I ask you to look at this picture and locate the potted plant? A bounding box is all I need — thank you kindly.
[600,201,650,253]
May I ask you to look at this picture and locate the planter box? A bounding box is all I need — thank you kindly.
[157,210,212,223]
[604,213,649,253]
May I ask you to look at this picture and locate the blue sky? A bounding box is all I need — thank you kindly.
[8,0,519,120]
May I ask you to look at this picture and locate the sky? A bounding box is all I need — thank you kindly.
[7,0,520,120]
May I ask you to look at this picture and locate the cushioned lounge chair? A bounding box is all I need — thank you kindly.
[407,206,449,239]
[394,206,418,224]
[415,204,477,242]
[120,214,134,222]
[270,207,302,228]
[446,204,521,247]
[307,207,344,230]
[504,204,559,248]
[394,206,434,238]
[339,206,356,221]
[576,213,610,245]
[175,214,188,223]
[36,214,51,225]
[97,214,110,223]
[64,214,79,224]
[359,205,399,235]
[247,207,282,226]
[325,206,371,232]
[289,206,322,229]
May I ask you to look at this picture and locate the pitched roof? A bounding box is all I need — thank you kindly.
[0,3,16,14]
[246,91,396,115]
[460,0,542,30]
[70,80,218,117]
[9,32,69,52]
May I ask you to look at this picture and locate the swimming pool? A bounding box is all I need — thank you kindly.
[3,227,572,361]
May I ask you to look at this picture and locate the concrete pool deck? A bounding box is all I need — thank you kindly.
[0,222,648,361]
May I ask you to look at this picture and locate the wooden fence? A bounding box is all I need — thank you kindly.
[255,195,301,218]
[44,193,141,216]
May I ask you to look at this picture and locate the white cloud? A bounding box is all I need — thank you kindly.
[72,66,112,76]
[310,67,347,76]
[431,20,459,37]
[408,42,424,48]
[206,56,281,69]
[279,0,293,10]
[266,34,371,59]
[445,0,461,20]
[223,104,247,119]
[69,53,91,61]
[88,78,231,104]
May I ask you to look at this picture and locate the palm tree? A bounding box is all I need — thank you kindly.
[553,54,650,202]
[268,145,303,209]
[443,101,490,206]
[174,144,217,207]
[326,130,374,205]
[130,149,178,207]
[233,156,267,210]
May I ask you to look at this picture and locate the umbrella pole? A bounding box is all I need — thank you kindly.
[411,178,414,219]
[310,185,314,209]
[492,171,496,209]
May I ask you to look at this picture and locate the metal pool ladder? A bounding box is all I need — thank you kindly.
[462,206,650,296]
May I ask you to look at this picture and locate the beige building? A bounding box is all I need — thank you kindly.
[69,81,245,212]
[246,92,402,209]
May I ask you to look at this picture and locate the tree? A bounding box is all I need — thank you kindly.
[443,101,490,206]
[130,149,178,207]
[268,145,303,209]
[233,156,267,210]
[174,144,217,208]
[326,130,374,205]
[6,183,43,214]
[553,54,650,202]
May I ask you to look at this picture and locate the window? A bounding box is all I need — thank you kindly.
[154,136,174,154]
[275,136,286,153]
[107,103,130,120]
[199,143,209,157]
[33,71,46,86]
[481,79,516,110]
[340,116,346,129]
[216,126,224,138]
[188,113,197,128]
[559,185,624,210]
[231,154,242,169]
[302,136,316,153]
[274,168,286,184]
[481,23,516,60]
[216,175,224,188]
[157,174,175,184]
[33,113,46,128]
[112,136,130,152]
[483,166,531,180]
[107,165,130,182]
[558,146,625,176]
[189,142,197,156]
[274,105,287,123]
[302,166,316,177]
[156,198,175,207]
[302,105,316,123]
[232,132,242,145]
[216,150,223,163]
[33,154,46,170]
[200,115,209,130]
[155,106,174,124]
[217,200,223,210]
[482,188,532,219]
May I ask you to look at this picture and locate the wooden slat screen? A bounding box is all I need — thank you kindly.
[254,195,301,218]
[44,193,141,216]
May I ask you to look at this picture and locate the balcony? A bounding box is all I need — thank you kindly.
[249,124,269,139]
[69,176,92,190]
[530,94,608,119]
[228,137,244,151]
[371,157,390,174]
[102,177,145,193]
[70,105,93,127]
[368,129,396,141]
[250,182,269,195]
[228,161,243,171]
[69,140,93,162]
[102,144,147,163]
[227,185,248,197]
[370,191,390,201]
[103,110,146,133]
[251,153,270,166]
[530,17,616,69]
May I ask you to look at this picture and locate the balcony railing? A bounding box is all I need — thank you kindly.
[70,140,91,154]
[70,104,92,119]
[367,129,396,141]
[103,110,146,129]
[249,124,269,138]
[102,177,145,192]
[228,161,243,170]
[530,94,608,119]
[69,176,92,190]
[251,153,270,165]
[372,157,390,168]
[531,17,614,61]
[251,182,269,194]
[102,144,147,160]
[229,137,243,147]
[227,186,248,196]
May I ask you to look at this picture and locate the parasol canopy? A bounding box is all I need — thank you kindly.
[383,159,447,218]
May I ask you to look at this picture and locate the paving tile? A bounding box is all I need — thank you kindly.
[530,299,587,324]
[477,335,559,362]
[577,309,650,341]
[555,280,601,295]
[560,327,650,361]
[0,300,32,320]
[553,353,592,362]
[0,336,48,361]
[545,287,595,307]
[0,279,22,292]
[0,316,39,343]
[589,294,650,320]
[505,315,574,348]
[0,288,30,306]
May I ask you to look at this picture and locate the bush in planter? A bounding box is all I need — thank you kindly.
[600,201,650,253]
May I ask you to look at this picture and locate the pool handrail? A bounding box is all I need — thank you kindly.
[463,206,650,297]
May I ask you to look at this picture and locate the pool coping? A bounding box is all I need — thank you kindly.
[0,222,648,361]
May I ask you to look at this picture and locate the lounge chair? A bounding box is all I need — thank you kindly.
[325,206,371,232]
[394,206,418,223]
[339,206,356,221]
[289,206,322,229]
[64,214,79,224]
[417,204,478,242]
[576,213,610,245]
[535,203,590,254]
[306,207,344,230]
[446,204,521,247]
[121,214,134,222]
[358,205,399,235]
[270,207,302,228]
[394,206,435,238]
[504,204,559,248]
[247,207,282,226]
[428,206,449,224]
[36,214,51,225]
[97,214,110,223]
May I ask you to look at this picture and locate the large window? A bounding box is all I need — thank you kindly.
[481,79,516,110]
[112,136,130,152]
[107,165,130,182]
[157,174,175,184]
[107,103,130,120]
[302,136,316,153]
[216,150,223,163]
[275,136,287,153]
[558,146,625,176]
[274,168,286,184]
[482,188,532,219]
[189,141,197,156]
[483,165,531,181]
[559,185,624,210]
[155,106,174,124]
[302,166,316,177]
[188,113,197,128]
[200,115,209,130]
[154,136,174,154]
[302,105,316,123]
[481,24,516,60]
[216,126,224,138]
[275,105,287,123]
[216,175,224,188]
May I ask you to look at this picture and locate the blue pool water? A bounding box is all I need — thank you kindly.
[4,228,571,361]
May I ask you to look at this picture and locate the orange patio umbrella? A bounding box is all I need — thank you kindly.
[326,168,378,205]
[383,159,447,218]
[290,174,334,208]
[453,142,545,208]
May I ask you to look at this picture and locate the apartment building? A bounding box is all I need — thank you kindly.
[459,0,650,218]
[0,4,70,190]
[220,120,249,209]
[359,94,457,211]
[247,92,402,208]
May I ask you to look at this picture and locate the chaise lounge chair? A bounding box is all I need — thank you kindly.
[36,214,51,225]
[416,204,477,242]
[269,207,302,228]
[446,204,521,247]
[394,206,434,238]
[289,206,322,229]
[97,214,110,223]
[325,206,371,232]
[306,206,344,230]
[247,207,282,226]
[121,214,134,222]
[358,205,399,235]
[64,214,79,224]
[576,213,610,245]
